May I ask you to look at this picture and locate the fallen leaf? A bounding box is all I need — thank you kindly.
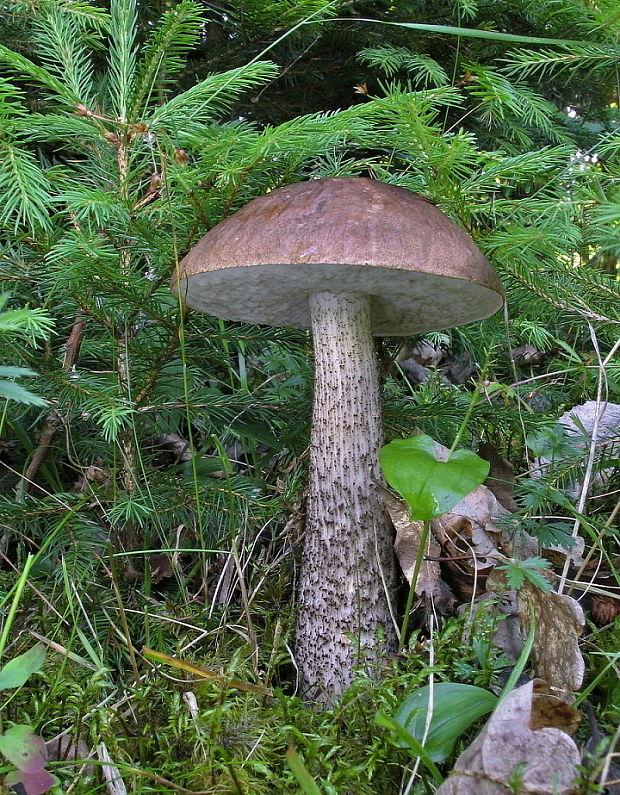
[384,490,456,616]
[530,682,581,734]
[511,343,547,365]
[518,585,585,699]
[0,725,48,773]
[407,340,445,367]
[590,595,620,625]
[159,432,193,462]
[45,734,93,775]
[541,534,585,569]
[5,766,57,795]
[460,591,524,664]
[399,357,448,386]
[437,680,581,794]
[531,401,620,497]
[432,508,499,601]
[478,442,519,513]
[441,351,476,385]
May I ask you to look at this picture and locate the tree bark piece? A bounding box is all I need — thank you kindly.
[296,292,397,703]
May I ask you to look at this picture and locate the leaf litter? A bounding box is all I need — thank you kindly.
[382,435,594,793]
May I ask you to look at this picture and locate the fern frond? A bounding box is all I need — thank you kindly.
[108,0,138,121]
[0,139,52,231]
[40,0,111,32]
[21,114,103,148]
[464,64,571,143]
[132,0,205,116]
[358,46,448,87]
[31,4,96,106]
[0,43,77,104]
[147,62,279,135]
[502,43,620,80]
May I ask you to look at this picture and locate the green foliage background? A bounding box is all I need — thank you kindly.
[0,0,617,791]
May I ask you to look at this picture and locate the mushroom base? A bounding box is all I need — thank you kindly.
[296,292,398,704]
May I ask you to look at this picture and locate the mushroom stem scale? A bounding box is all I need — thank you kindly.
[296,292,398,703]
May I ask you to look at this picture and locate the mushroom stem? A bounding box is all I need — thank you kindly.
[296,291,398,703]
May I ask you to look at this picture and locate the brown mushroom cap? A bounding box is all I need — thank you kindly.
[172,177,504,335]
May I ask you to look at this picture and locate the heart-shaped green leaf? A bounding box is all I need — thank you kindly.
[0,644,46,691]
[379,435,490,520]
[5,767,58,795]
[0,724,47,772]
[393,682,498,762]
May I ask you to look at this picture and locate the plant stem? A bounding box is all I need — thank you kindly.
[398,520,430,653]
[0,554,36,659]
[449,361,490,455]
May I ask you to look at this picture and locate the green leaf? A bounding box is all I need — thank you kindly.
[0,380,48,406]
[0,366,38,378]
[285,745,323,795]
[336,19,585,46]
[497,557,553,592]
[525,424,571,458]
[532,521,576,551]
[375,712,443,783]
[393,682,498,762]
[0,644,46,690]
[380,435,489,520]
[0,724,47,771]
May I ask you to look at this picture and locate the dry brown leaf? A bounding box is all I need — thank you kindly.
[437,680,581,795]
[478,442,519,513]
[389,440,529,602]
[159,432,193,462]
[530,682,581,734]
[590,595,620,625]
[541,535,585,569]
[461,591,524,664]
[511,343,547,365]
[431,440,538,559]
[46,735,93,775]
[518,585,585,699]
[383,490,457,615]
[72,464,112,493]
[431,486,507,601]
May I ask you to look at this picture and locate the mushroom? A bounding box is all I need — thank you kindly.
[172,177,504,703]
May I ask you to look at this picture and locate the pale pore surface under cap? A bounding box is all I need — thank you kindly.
[176,262,503,335]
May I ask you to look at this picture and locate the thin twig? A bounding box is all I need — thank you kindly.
[17,316,86,497]
[559,329,620,593]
